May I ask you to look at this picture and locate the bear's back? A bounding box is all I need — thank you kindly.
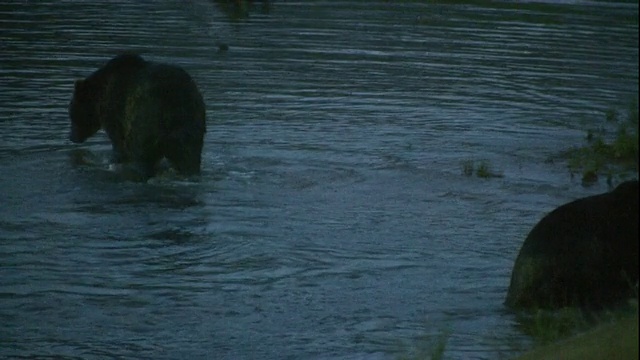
[89,53,148,88]
[132,63,206,125]
[139,63,200,98]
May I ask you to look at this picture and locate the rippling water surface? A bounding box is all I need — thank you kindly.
[0,1,638,359]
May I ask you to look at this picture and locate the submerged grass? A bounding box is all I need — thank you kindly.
[462,160,504,178]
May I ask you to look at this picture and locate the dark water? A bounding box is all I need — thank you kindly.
[0,1,638,359]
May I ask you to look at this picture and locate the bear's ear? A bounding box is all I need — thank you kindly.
[74,79,85,91]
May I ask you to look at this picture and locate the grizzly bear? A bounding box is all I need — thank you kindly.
[505,180,639,310]
[69,53,206,179]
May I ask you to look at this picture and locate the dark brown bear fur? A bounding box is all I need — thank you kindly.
[69,53,206,179]
[505,180,639,310]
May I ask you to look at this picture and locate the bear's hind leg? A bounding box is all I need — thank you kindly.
[163,130,203,176]
[165,142,202,176]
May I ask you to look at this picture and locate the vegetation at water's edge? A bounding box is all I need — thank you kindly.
[563,99,639,186]
[393,302,638,360]
[515,307,589,345]
[514,303,638,360]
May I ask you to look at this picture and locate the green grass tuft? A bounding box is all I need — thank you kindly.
[564,99,639,185]
[515,307,591,345]
[461,160,504,178]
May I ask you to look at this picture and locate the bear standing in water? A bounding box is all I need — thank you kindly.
[505,180,638,310]
[69,53,206,179]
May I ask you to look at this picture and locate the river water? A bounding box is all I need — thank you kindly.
[0,1,637,359]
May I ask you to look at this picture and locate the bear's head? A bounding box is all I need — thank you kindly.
[69,79,101,143]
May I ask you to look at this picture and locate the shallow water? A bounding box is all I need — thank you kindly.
[0,1,638,359]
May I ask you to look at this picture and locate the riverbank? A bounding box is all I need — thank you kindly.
[515,310,638,360]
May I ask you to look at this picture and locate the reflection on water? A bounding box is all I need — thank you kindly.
[0,1,637,359]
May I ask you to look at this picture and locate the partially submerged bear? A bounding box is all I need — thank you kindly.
[505,180,639,310]
[69,53,206,179]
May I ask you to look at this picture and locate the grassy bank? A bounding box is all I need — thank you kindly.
[514,310,638,360]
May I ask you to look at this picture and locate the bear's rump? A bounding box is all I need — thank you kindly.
[117,65,204,163]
